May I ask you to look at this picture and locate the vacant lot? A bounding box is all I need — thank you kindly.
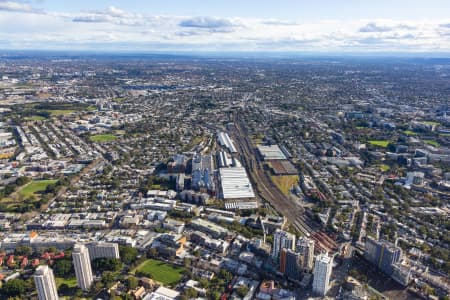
[19,180,58,198]
[270,175,299,195]
[134,259,184,285]
[89,134,118,142]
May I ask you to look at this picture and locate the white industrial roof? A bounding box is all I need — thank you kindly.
[257,144,286,160]
[218,132,237,153]
[219,167,255,199]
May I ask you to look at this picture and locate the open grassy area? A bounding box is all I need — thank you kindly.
[56,277,78,289]
[133,259,184,285]
[89,134,118,142]
[403,130,418,136]
[422,121,440,126]
[270,175,299,196]
[18,180,58,198]
[378,164,391,172]
[368,140,390,148]
[424,140,440,147]
[46,109,76,116]
[113,97,126,103]
[25,115,46,121]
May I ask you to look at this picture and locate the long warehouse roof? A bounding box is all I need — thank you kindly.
[219,167,255,199]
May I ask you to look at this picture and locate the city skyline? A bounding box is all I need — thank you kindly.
[1,0,450,53]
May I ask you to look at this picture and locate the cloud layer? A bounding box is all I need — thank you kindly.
[0,2,450,52]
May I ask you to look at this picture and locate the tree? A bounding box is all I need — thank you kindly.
[192,250,201,258]
[127,276,138,290]
[207,291,221,300]
[236,285,249,298]
[183,287,198,299]
[123,294,134,300]
[148,248,158,258]
[101,271,116,288]
[59,283,70,293]
[119,245,138,264]
[53,259,74,277]
[15,176,31,187]
[2,279,26,296]
[218,269,232,282]
[92,258,122,272]
[45,246,58,253]
[183,257,191,268]
[15,246,32,256]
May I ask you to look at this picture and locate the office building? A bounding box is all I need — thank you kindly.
[73,244,94,291]
[280,248,301,281]
[87,241,120,260]
[271,229,296,261]
[364,236,401,275]
[297,237,315,271]
[312,252,333,296]
[34,265,59,300]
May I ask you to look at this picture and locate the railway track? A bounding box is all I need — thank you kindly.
[231,114,314,236]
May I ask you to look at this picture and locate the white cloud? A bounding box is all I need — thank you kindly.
[0,5,449,52]
[0,0,42,14]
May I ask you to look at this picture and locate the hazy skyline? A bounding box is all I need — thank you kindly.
[1,0,450,52]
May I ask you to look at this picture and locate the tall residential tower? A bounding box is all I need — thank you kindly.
[364,236,401,275]
[297,236,315,271]
[73,244,94,291]
[34,265,59,300]
[271,229,296,261]
[312,252,333,296]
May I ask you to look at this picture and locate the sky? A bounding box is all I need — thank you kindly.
[1,0,450,53]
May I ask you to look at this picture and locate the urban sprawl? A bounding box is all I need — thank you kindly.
[0,54,449,300]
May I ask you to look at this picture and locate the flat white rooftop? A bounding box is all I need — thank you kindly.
[257,144,286,160]
[219,167,255,199]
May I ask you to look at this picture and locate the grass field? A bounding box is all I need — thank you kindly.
[424,140,440,147]
[89,134,118,142]
[113,97,126,102]
[270,175,299,195]
[56,277,77,288]
[133,259,184,285]
[18,180,58,198]
[368,140,390,148]
[403,130,418,136]
[46,109,76,116]
[25,115,46,121]
[422,121,440,126]
[378,164,391,172]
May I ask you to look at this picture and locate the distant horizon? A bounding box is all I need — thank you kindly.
[2,49,450,59]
